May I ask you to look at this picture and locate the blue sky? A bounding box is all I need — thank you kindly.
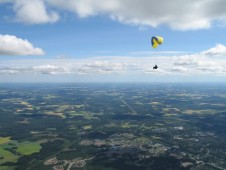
[1,0,226,82]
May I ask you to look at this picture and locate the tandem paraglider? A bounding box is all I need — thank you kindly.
[151,36,163,69]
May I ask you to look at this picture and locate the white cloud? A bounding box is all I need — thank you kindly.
[174,55,200,67]
[13,0,59,24]
[32,64,67,74]
[1,0,226,29]
[201,44,226,56]
[0,34,45,56]
[80,61,126,74]
[171,45,226,74]
[170,67,188,73]
[0,44,226,78]
[0,60,128,75]
[46,0,226,30]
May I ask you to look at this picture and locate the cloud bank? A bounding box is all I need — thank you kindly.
[1,44,226,77]
[1,0,226,30]
[0,34,45,56]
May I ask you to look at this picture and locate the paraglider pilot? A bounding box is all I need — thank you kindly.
[153,65,158,69]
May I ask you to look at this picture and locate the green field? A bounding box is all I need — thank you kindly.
[0,137,10,145]
[16,141,41,155]
[0,139,41,166]
[0,147,19,164]
[0,166,16,170]
[69,111,100,120]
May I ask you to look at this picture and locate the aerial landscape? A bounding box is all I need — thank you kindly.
[0,83,226,170]
[1,0,226,170]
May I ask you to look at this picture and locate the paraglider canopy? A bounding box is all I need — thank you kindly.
[151,36,163,48]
